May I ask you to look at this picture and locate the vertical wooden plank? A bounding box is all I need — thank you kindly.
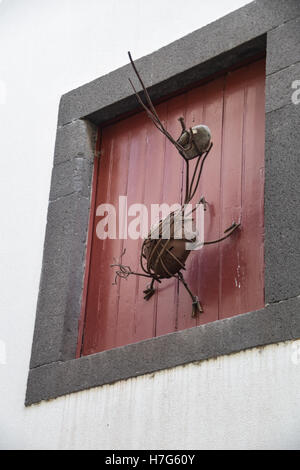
[76,131,101,358]
[82,119,130,354]
[195,78,225,326]
[133,103,168,343]
[155,94,186,337]
[236,59,265,314]
[218,67,245,319]
[219,63,265,319]
[81,125,114,355]
[115,113,148,348]
[176,86,204,330]
[176,80,225,329]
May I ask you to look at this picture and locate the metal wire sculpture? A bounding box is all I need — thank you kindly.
[110,52,240,317]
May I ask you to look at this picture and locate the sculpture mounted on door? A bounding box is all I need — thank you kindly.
[111,52,240,317]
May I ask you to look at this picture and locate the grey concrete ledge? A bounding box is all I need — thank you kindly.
[59,36,266,127]
[26,296,300,406]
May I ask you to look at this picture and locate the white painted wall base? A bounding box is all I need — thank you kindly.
[1,340,300,450]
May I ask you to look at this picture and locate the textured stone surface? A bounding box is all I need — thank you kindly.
[30,193,90,368]
[265,104,300,303]
[267,15,300,76]
[26,296,300,405]
[29,118,96,368]
[49,157,93,201]
[53,119,97,166]
[59,38,266,127]
[266,61,300,113]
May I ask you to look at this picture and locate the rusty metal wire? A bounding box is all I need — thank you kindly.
[110,52,241,317]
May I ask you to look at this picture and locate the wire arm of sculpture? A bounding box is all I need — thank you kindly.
[128,52,214,207]
[128,52,187,156]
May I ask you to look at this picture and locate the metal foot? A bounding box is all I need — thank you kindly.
[192,296,203,318]
[143,279,155,301]
[177,272,203,317]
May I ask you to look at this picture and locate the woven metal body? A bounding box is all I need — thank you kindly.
[141,211,196,279]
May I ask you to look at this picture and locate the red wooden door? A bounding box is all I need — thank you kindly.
[78,59,265,356]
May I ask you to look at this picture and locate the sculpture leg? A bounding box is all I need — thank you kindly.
[177,272,203,317]
[143,278,156,301]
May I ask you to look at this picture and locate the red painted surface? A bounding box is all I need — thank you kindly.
[79,59,265,356]
[76,133,101,359]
